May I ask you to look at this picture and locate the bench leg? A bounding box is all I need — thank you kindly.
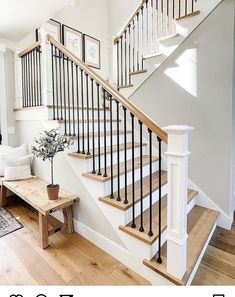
[63,206,74,234]
[0,185,7,207]
[39,213,49,249]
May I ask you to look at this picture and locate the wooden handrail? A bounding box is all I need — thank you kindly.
[18,41,41,58]
[113,0,147,44]
[48,35,167,143]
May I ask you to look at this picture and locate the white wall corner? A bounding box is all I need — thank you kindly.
[14,47,23,108]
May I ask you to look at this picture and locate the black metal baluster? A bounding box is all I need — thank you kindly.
[21,56,25,107]
[35,48,39,106]
[30,51,33,107]
[51,44,55,119]
[55,47,59,119]
[157,136,162,263]
[131,113,136,228]
[173,0,175,19]
[28,53,30,107]
[67,57,71,136]
[179,0,181,18]
[96,83,101,175]
[148,129,153,236]
[86,73,90,155]
[32,49,35,106]
[71,61,76,136]
[139,120,144,232]
[38,46,42,106]
[116,100,121,201]
[110,95,114,198]
[123,106,128,205]
[103,89,107,177]
[120,36,123,87]
[117,41,120,88]
[63,53,67,135]
[192,0,194,13]
[81,69,85,153]
[185,0,188,15]
[59,50,63,119]
[91,78,95,173]
[76,65,80,153]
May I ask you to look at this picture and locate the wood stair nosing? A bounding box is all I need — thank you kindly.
[143,206,219,285]
[119,189,198,245]
[66,130,132,140]
[129,69,148,76]
[176,10,200,22]
[68,142,147,160]
[118,84,134,90]
[82,155,159,183]
[99,170,168,211]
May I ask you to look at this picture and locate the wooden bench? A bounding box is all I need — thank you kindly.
[0,177,79,249]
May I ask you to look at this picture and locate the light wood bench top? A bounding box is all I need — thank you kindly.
[2,178,79,216]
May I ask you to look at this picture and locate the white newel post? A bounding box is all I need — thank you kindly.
[0,43,8,145]
[163,125,194,279]
[14,48,23,109]
[39,27,53,106]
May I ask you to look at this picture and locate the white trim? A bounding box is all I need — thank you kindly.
[188,179,233,230]
[186,222,217,285]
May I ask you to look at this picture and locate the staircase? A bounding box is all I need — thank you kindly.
[14,0,223,286]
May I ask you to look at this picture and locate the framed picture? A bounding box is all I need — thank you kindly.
[42,19,61,42]
[84,34,101,69]
[62,25,83,60]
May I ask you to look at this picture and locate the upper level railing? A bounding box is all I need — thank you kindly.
[19,41,42,108]
[114,0,199,88]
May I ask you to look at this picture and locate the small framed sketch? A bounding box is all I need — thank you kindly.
[62,25,83,60]
[36,19,61,42]
[84,34,101,69]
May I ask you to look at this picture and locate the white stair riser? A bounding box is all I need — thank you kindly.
[83,145,148,171]
[58,121,121,134]
[124,183,168,225]
[101,161,159,196]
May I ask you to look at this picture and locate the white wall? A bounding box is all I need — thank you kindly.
[130,0,235,216]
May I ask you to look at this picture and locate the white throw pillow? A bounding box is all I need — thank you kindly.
[0,144,28,176]
[3,165,32,181]
[0,155,31,176]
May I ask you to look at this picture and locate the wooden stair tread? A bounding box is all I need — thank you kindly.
[143,206,219,285]
[67,130,132,140]
[118,84,134,90]
[119,189,198,245]
[176,10,200,22]
[82,155,159,182]
[129,69,147,75]
[68,142,147,160]
[99,171,167,211]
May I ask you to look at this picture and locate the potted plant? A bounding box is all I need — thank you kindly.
[32,129,73,200]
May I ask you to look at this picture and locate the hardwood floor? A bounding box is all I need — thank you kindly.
[0,200,150,286]
[192,214,235,285]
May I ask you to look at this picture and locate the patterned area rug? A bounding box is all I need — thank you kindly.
[0,207,23,238]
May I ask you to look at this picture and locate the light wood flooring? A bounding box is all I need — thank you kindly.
[1,199,235,286]
[0,200,149,286]
[192,213,235,285]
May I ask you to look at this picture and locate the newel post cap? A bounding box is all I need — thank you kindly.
[163,125,194,134]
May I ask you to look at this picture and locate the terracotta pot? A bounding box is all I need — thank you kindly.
[47,184,60,200]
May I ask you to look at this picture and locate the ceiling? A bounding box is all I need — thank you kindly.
[0,0,74,42]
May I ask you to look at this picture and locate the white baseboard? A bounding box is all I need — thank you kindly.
[188,179,233,230]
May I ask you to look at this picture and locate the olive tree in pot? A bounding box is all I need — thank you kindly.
[32,129,73,200]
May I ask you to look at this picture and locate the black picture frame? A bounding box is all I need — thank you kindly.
[83,34,101,69]
[62,24,83,60]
